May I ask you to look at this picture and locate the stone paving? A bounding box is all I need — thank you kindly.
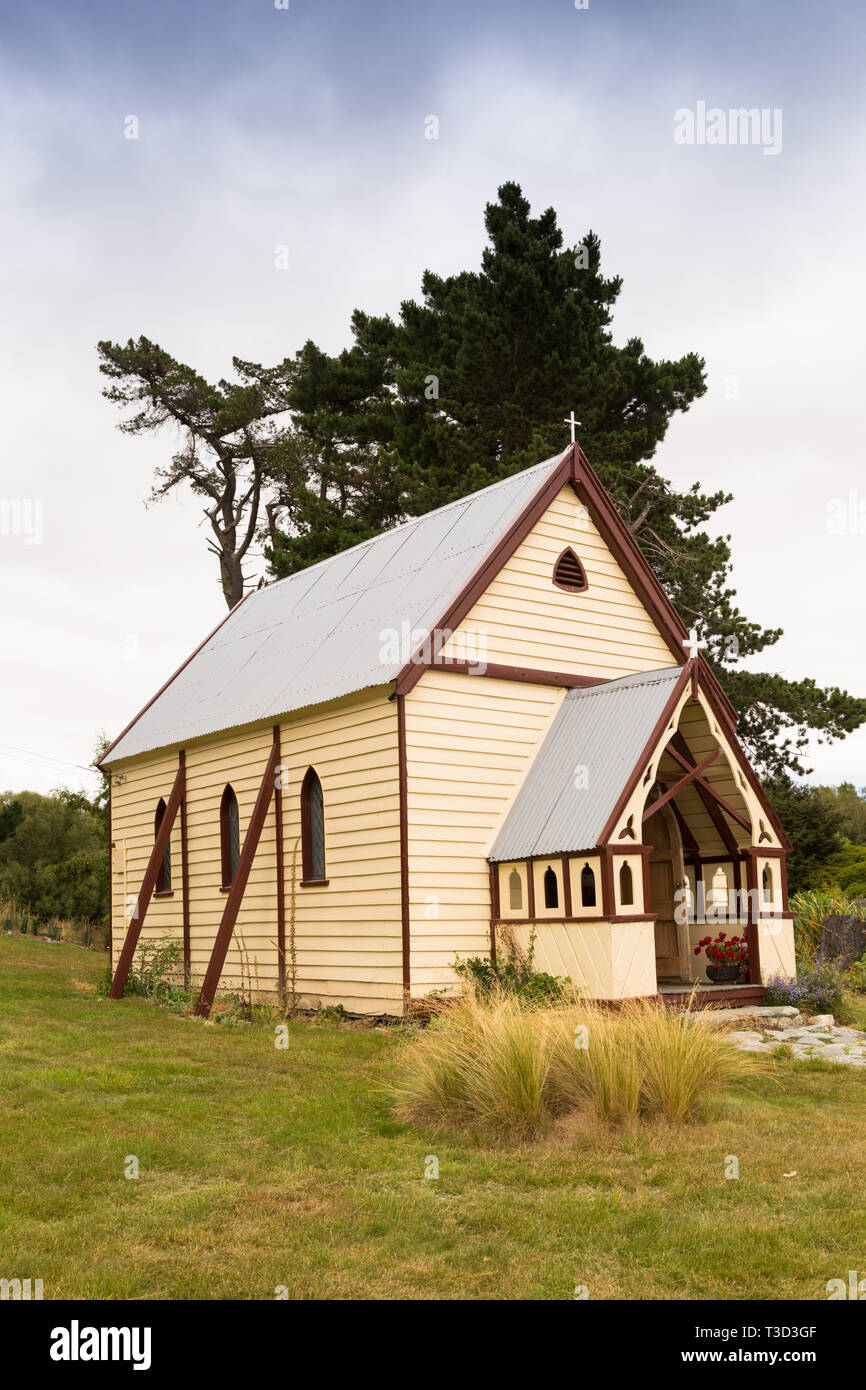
[705,1005,866,1066]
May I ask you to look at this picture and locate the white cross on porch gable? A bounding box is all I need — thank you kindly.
[564,410,581,444]
[685,628,703,661]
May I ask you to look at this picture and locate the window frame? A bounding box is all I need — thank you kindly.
[300,767,328,886]
[543,864,559,910]
[508,867,523,912]
[154,797,172,896]
[220,784,240,890]
[762,865,773,905]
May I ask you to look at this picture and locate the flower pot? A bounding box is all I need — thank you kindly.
[706,963,745,984]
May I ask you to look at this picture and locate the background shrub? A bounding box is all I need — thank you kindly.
[454,928,569,1005]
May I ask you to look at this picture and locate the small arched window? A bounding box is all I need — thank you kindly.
[220,785,240,889]
[553,547,588,593]
[543,865,559,909]
[619,862,634,907]
[301,767,327,884]
[508,868,523,912]
[580,863,596,908]
[154,798,171,894]
[762,865,773,904]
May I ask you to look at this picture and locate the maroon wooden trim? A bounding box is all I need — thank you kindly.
[779,854,790,912]
[597,665,692,845]
[97,592,254,766]
[491,846,605,867]
[273,725,285,994]
[487,914,646,927]
[571,448,687,661]
[394,449,576,698]
[659,984,766,1011]
[665,741,751,833]
[642,747,722,823]
[694,654,741,735]
[640,850,652,912]
[561,856,573,917]
[405,658,606,691]
[300,765,326,886]
[552,546,588,593]
[153,890,174,899]
[600,846,614,916]
[300,878,329,888]
[610,913,657,924]
[690,659,699,701]
[179,751,191,990]
[526,859,536,919]
[668,731,740,857]
[743,851,761,986]
[693,671,792,851]
[194,739,280,1018]
[397,694,411,1000]
[489,863,499,962]
[576,443,739,732]
[109,760,185,999]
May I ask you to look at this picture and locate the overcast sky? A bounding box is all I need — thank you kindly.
[1,0,864,797]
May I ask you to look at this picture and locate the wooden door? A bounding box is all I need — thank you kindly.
[646,800,689,982]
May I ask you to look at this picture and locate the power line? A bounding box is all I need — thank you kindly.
[0,742,100,777]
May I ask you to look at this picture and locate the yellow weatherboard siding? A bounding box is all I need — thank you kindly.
[404,670,563,991]
[110,687,403,1014]
[441,483,675,679]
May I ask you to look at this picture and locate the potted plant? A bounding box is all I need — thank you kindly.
[694,932,749,984]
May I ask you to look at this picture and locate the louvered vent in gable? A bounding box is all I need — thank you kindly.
[552,547,588,593]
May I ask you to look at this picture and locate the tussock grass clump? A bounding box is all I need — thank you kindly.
[393,992,553,1140]
[394,992,755,1142]
[626,1001,753,1122]
[547,1007,642,1126]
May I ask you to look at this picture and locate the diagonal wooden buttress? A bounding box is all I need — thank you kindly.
[194,738,280,1019]
[109,754,186,999]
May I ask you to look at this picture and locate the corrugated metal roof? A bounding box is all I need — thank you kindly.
[105,451,568,763]
[488,666,684,861]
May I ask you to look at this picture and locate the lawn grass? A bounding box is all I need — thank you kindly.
[1,933,865,1301]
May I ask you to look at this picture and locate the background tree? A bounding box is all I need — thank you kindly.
[97,339,303,608]
[813,782,866,845]
[764,777,845,894]
[0,798,23,842]
[0,789,108,925]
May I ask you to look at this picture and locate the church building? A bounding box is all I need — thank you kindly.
[100,443,794,1016]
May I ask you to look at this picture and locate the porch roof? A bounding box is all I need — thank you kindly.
[488,665,684,862]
